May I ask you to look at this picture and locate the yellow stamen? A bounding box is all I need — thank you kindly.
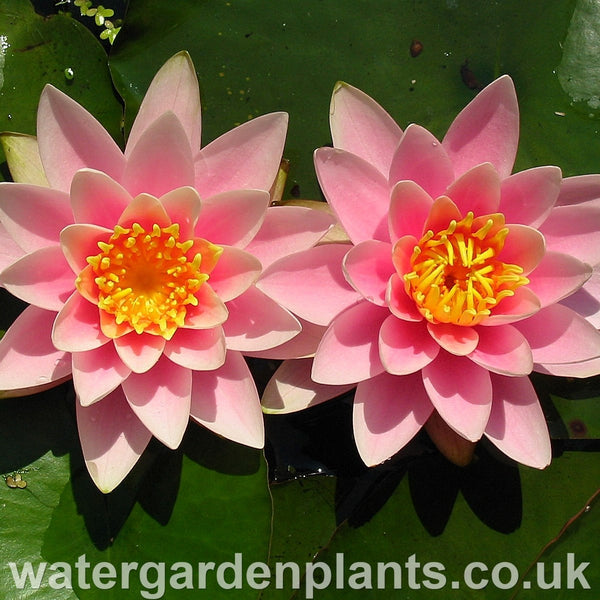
[79,221,222,340]
[400,211,528,326]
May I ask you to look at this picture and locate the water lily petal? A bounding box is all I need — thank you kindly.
[343,240,394,306]
[195,112,288,197]
[0,183,72,252]
[500,166,561,227]
[245,205,335,269]
[422,352,492,442]
[387,272,424,321]
[159,186,202,240]
[53,292,108,352]
[122,112,195,198]
[442,75,519,179]
[184,284,229,329]
[262,357,353,413]
[164,327,226,370]
[388,180,433,242]
[427,322,479,356]
[223,285,301,351]
[76,387,152,493]
[122,356,192,449]
[485,374,551,469]
[446,162,501,216]
[1,246,74,311]
[379,316,439,374]
[498,224,546,275]
[114,332,165,374]
[194,189,270,248]
[73,343,131,406]
[421,195,463,234]
[514,304,600,364]
[117,193,171,230]
[482,286,541,325]
[389,124,455,197]
[0,222,25,272]
[536,356,600,378]
[526,251,592,307]
[556,174,600,206]
[207,246,262,302]
[257,243,360,326]
[191,350,264,448]
[469,323,533,376]
[315,147,390,244]
[561,265,600,328]
[329,81,402,177]
[353,372,434,466]
[37,85,125,193]
[312,300,387,384]
[126,51,201,156]
[0,306,71,395]
[60,223,113,274]
[70,169,132,227]
[539,202,600,265]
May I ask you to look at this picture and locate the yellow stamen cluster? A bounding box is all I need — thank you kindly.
[402,212,528,326]
[80,222,222,339]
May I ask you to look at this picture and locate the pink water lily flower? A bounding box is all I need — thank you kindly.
[0,52,333,492]
[260,76,600,470]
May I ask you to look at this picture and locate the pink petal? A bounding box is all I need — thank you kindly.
[329,81,402,177]
[499,166,561,228]
[0,222,25,272]
[257,243,361,326]
[207,246,262,302]
[113,332,165,374]
[514,304,600,364]
[262,357,354,413]
[194,189,270,247]
[498,224,545,275]
[312,300,387,384]
[122,355,192,449]
[387,272,424,321]
[0,306,71,395]
[70,169,132,228]
[117,193,171,230]
[164,326,226,370]
[561,265,600,328]
[194,112,288,197]
[1,246,74,311]
[183,284,229,329]
[60,223,113,274]
[388,124,455,197]
[121,112,195,198]
[483,286,541,325]
[422,352,492,441]
[556,174,600,206]
[76,387,152,493]
[485,374,551,469]
[0,183,72,252]
[379,316,439,374]
[388,180,433,242]
[468,323,533,376]
[427,322,479,356]
[190,350,264,448]
[353,372,434,466]
[244,205,335,270]
[421,195,463,234]
[526,251,592,308]
[245,318,327,360]
[442,75,519,180]
[539,202,600,265]
[223,285,301,351]
[535,357,600,378]
[52,292,108,351]
[126,52,201,156]
[37,85,126,193]
[159,186,201,240]
[343,240,394,306]
[73,343,131,406]
[314,147,390,244]
[446,162,501,216]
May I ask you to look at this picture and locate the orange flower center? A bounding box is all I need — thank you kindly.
[402,212,528,326]
[80,222,222,339]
